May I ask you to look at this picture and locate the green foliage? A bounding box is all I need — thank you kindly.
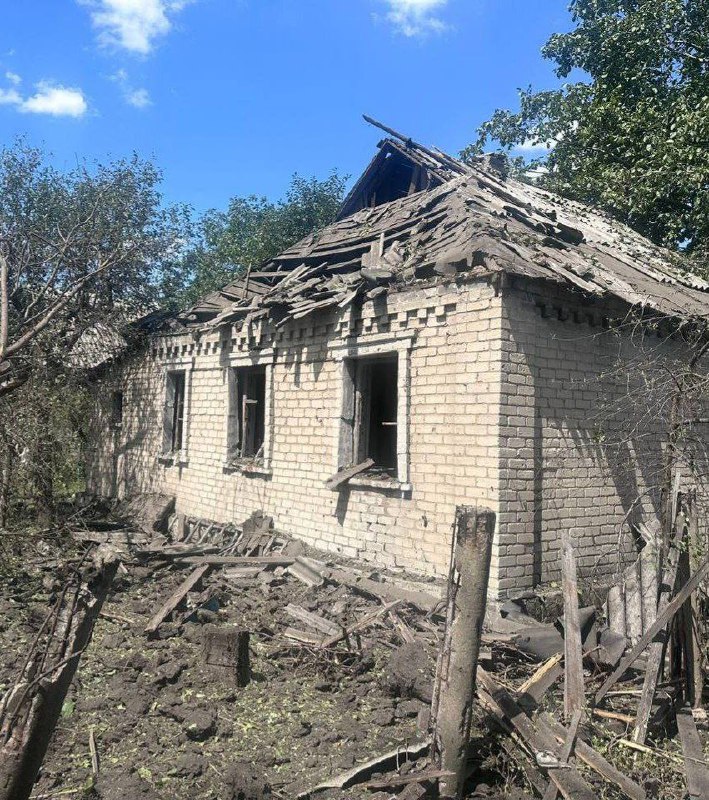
[183,171,347,305]
[465,0,709,261]
[0,138,192,392]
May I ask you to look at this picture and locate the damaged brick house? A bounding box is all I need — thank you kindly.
[87,122,709,598]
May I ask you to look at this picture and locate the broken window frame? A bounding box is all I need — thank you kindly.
[332,334,412,490]
[225,351,275,475]
[160,357,193,464]
[110,390,124,430]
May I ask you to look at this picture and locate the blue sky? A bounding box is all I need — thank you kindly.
[0,1,572,214]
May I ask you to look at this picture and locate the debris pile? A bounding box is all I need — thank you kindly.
[1,491,708,799]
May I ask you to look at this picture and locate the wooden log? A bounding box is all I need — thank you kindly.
[560,531,584,718]
[324,458,374,490]
[539,713,646,800]
[144,565,210,635]
[434,506,495,799]
[595,552,709,704]
[676,706,709,800]
[0,547,120,800]
[203,626,250,687]
[477,669,596,800]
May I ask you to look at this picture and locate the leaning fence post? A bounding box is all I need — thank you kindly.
[432,505,495,799]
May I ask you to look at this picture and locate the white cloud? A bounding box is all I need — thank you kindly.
[80,0,191,54]
[0,87,21,105]
[382,0,449,37]
[21,84,88,117]
[126,87,151,108]
[0,76,87,117]
[111,69,151,108]
[5,71,21,86]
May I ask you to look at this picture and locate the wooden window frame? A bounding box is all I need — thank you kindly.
[224,350,275,476]
[331,334,413,491]
[159,356,193,465]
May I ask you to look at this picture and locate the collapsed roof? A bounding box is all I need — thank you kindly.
[184,119,709,331]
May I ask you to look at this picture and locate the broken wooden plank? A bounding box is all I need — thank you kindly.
[296,740,429,797]
[0,547,120,800]
[283,627,323,645]
[516,654,563,711]
[390,611,416,644]
[284,604,340,637]
[319,600,401,648]
[324,458,374,490]
[542,708,583,800]
[595,553,709,704]
[477,668,596,800]
[539,713,646,800]
[364,768,452,790]
[561,530,584,718]
[632,522,683,744]
[144,565,210,635]
[676,706,709,800]
[324,566,441,612]
[174,555,294,567]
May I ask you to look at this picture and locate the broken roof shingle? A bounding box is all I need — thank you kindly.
[183,128,709,330]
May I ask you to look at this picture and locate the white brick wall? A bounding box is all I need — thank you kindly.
[87,277,707,597]
[87,281,504,580]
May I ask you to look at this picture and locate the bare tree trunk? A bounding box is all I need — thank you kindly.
[0,441,11,528]
[0,546,119,800]
[433,506,495,800]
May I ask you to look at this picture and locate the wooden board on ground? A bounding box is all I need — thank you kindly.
[539,713,646,800]
[324,566,440,613]
[144,564,210,635]
[676,706,709,800]
[174,555,294,567]
[320,600,401,648]
[561,530,584,718]
[477,668,596,800]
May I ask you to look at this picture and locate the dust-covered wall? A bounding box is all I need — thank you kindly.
[496,280,707,595]
[87,276,708,596]
[87,280,505,584]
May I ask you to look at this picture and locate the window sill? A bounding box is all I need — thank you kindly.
[223,459,272,478]
[158,453,189,467]
[348,475,412,494]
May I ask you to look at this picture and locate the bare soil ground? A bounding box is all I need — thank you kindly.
[0,525,700,800]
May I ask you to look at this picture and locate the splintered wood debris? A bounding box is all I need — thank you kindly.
[181,117,709,333]
[51,495,709,799]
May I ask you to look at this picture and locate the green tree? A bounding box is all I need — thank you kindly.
[184,171,347,305]
[0,139,191,397]
[465,0,709,261]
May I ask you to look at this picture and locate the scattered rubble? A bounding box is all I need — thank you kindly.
[1,490,708,799]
